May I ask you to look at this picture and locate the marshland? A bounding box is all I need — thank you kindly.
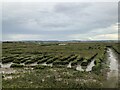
[0,41,119,88]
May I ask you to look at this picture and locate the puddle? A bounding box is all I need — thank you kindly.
[26,62,38,66]
[47,63,53,67]
[41,62,53,67]
[0,68,16,74]
[24,62,51,67]
[86,59,95,72]
[67,62,72,68]
[41,62,47,66]
[0,62,16,74]
[76,64,84,71]
[1,62,13,68]
[20,63,25,66]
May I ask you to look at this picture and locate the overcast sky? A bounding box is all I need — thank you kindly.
[2,2,118,41]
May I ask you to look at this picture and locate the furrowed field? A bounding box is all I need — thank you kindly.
[1,41,119,89]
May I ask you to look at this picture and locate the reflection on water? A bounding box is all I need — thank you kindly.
[1,62,13,68]
[26,62,37,66]
[41,62,53,67]
[106,48,118,88]
[67,62,72,68]
[0,68,16,74]
[26,62,53,67]
[47,63,53,67]
[86,59,95,72]
[20,63,25,66]
[107,48,118,79]
[0,62,15,74]
[76,65,84,71]
[41,62,47,66]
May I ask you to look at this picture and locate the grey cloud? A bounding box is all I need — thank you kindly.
[2,2,118,41]
[54,2,117,29]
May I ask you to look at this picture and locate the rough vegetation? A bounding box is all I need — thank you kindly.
[1,41,119,88]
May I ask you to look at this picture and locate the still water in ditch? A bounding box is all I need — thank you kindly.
[107,48,118,79]
[105,48,118,88]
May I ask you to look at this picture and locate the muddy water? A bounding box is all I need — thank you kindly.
[86,59,95,72]
[106,48,118,88]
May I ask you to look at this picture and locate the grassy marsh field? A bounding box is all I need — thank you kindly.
[1,41,119,89]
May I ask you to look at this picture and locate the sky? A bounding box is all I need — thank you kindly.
[2,2,118,41]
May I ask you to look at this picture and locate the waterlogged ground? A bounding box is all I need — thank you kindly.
[1,42,119,88]
[1,48,119,88]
